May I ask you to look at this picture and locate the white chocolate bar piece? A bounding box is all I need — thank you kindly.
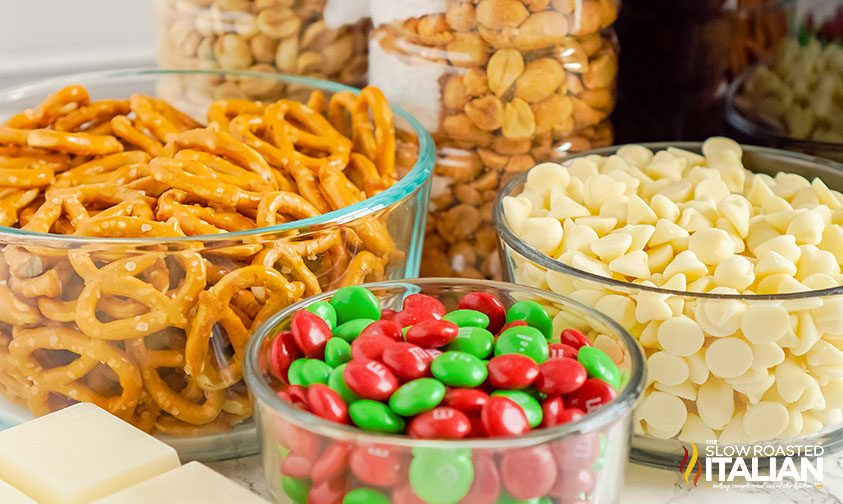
[0,403,180,504]
[92,462,268,504]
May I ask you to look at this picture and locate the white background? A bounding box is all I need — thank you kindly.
[0,0,155,86]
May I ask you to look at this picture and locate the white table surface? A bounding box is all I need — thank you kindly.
[208,452,843,503]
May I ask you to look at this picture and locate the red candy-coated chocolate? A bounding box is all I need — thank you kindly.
[566,378,617,413]
[444,388,489,416]
[481,396,530,437]
[307,477,345,504]
[551,431,601,468]
[349,444,403,487]
[549,468,596,499]
[462,454,502,504]
[426,348,443,359]
[269,331,301,382]
[534,358,587,395]
[280,454,313,478]
[501,446,557,500]
[393,309,438,328]
[486,354,540,390]
[403,293,447,317]
[290,310,331,359]
[407,407,471,439]
[469,416,488,437]
[542,397,585,428]
[360,319,404,342]
[311,442,353,484]
[405,319,459,348]
[382,342,433,380]
[495,319,528,337]
[306,384,348,424]
[381,308,398,320]
[458,292,506,334]
[275,422,322,460]
[560,328,591,349]
[343,358,399,401]
[393,483,426,504]
[549,342,579,360]
[350,335,394,361]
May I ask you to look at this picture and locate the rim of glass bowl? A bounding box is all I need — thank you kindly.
[725,64,843,154]
[244,277,645,449]
[493,142,843,301]
[0,68,436,245]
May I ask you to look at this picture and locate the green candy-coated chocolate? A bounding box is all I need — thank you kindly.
[443,309,490,328]
[328,364,359,404]
[447,326,494,358]
[494,326,549,364]
[496,494,548,504]
[287,358,308,386]
[349,400,405,433]
[410,453,474,504]
[578,346,621,390]
[330,286,381,325]
[333,318,376,342]
[343,488,391,504]
[324,338,352,368]
[430,351,488,388]
[305,301,338,330]
[506,300,553,340]
[491,390,543,428]
[388,378,446,416]
[298,359,331,386]
[280,476,311,504]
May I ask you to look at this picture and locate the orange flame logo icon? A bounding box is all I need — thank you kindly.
[679,443,703,487]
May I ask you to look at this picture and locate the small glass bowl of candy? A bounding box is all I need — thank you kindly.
[244,279,645,504]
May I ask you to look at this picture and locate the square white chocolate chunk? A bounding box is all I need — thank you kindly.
[0,403,180,504]
[0,478,36,504]
[92,462,268,504]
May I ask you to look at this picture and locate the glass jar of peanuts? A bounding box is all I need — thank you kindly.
[368,0,618,280]
[154,0,371,96]
[495,138,843,466]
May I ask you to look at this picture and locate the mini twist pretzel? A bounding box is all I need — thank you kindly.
[342,250,386,286]
[23,184,149,234]
[125,337,225,426]
[174,148,273,193]
[0,188,39,226]
[69,251,206,340]
[130,94,193,143]
[52,151,151,188]
[168,126,275,185]
[0,146,70,172]
[110,115,165,156]
[185,265,304,390]
[157,189,256,235]
[328,88,397,179]
[253,242,322,296]
[53,100,131,132]
[256,191,320,227]
[264,102,350,171]
[150,157,262,210]
[9,327,143,418]
[5,85,89,129]
[207,99,265,128]
[27,129,124,156]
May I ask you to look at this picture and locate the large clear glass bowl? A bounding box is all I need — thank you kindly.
[245,278,645,503]
[494,143,843,469]
[0,69,435,461]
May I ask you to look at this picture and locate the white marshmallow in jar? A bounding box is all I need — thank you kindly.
[493,137,843,453]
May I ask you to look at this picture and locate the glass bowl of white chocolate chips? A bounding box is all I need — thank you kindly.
[494,138,843,468]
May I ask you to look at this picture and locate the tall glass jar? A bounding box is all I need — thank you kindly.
[368,0,619,280]
[612,0,790,143]
[155,0,371,96]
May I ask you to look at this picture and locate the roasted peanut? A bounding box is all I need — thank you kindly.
[465,95,505,131]
[476,0,530,30]
[447,33,490,67]
[446,2,477,32]
[443,114,495,146]
[443,75,470,111]
[463,68,491,96]
[532,93,573,134]
[503,98,536,139]
[515,58,565,102]
[487,49,524,96]
[513,11,569,51]
[214,33,253,69]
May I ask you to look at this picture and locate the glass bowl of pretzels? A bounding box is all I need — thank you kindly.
[0,68,434,461]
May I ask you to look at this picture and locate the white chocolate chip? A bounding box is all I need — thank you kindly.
[705,337,753,378]
[697,378,734,430]
[743,401,789,440]
[713,255,755,290]
[741,304,790,343]
[609,251,651,279]
[526,162,569,197]
[640,391,687,436]
[657,316,704,357]
[689,228,735,265]
[648,351,690,386]
[521,217,563,254]
[503,196,533,234]
[591,232,633,262]
[663,250,708,282]
[679,413,717,443]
